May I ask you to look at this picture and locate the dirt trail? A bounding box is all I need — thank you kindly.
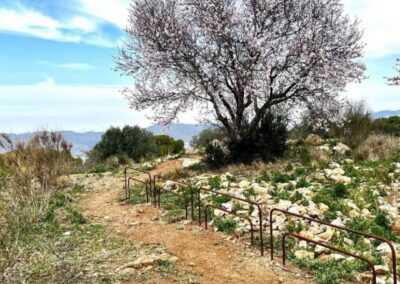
[79,161,310,284]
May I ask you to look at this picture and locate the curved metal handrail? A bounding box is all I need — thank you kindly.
[283,232,377,284]
[127,176,150,201]
[204,204,255,247]
[270,208,397,284]
[160,180,266,256]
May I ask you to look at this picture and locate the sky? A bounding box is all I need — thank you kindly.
[0,0,399,133]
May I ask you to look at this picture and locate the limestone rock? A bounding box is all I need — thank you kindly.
[294,250,314,260]
[333,143,351,155]
[305,134,323,146]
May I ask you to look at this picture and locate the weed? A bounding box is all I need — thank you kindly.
[296,177,310,188]
[208,176,222,189]
[213,216,237,234]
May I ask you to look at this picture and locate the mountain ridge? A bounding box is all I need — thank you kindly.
[4,123,208,157]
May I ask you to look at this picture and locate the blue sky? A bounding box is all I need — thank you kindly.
[0,0,399,133]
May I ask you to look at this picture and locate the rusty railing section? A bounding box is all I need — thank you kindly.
[270,208,397,284]
[282,232,377,284]
[204,204,255,247]
[158,180,266,256]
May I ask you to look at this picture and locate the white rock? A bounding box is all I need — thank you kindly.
[319,203,329,213]
[317,228,335,242]
[333,143,351,155]
[331,218,345,227]
[277,200,292,210]
[163,180,176,191]
[377,243,394,257]
[294,250,314,260]
[238,180,251,189]
[331,253,346,260]
[221,202,233,212]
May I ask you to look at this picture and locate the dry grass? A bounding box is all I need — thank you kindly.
[355,134,400,161]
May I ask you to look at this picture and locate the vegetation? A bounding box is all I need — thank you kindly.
[88,126,185,170]
[153,135,185,156]
[333,101,373,149]
[116,0,364,163]
[190,128,224,150]
[374,116,400,136]
[92,125,158,162]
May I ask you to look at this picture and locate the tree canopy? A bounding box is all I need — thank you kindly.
[92,126,185,162]
[116,0,364,162]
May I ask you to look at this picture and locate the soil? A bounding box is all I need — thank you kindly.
[79,161,311,284]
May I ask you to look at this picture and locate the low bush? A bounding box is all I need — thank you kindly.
[191,128,225,150]
[204,140,229,168]
[354,134,400,161]
[373,116,400,136]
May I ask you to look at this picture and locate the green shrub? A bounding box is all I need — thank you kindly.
[204,141,228,168]
[213,217,237,234]
[373,116,400,136]
[191,128,224,149]
[332,183,348,198]
[227,112,288,163]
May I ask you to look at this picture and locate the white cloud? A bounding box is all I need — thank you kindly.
[38,61,94,71]
[344,79,400,111]
[0,78,148,133]
[77,0,130,29]
[344,0,400,58]
[0,78,199,133]
[0,5,114,47]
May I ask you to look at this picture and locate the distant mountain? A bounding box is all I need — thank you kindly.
[147,123,209,145]
[5,131,103,157]
[373,110,400,119]
[3,123,209,157]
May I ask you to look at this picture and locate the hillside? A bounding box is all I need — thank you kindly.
[4,124,209,157]
[372,110,400,119]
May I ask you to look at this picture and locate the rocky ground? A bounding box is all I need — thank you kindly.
[68,135,400,284]
[73,162,310,284]
[159,137,400,284]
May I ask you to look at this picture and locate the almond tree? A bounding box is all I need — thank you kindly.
[116,0,364,159]
[388,58,400,86]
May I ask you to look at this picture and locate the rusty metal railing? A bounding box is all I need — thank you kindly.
[282,232,377,284]
[204,204,255,246]
[124,167,152,195]
[270,208,397,284]
[127,176,150,202]
[158,180,266,256]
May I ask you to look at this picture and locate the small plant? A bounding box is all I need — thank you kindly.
[332,183,348,198]
[66,206,87,225]
[213,216,237,235]
[208,176,222,189]
[296,177,310,188]
[271,172,293,183]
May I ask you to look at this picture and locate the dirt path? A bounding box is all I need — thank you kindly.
[79,161,310,284]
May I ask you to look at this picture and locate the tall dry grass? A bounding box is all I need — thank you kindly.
[0,131,76,260]
[355,134,400,161]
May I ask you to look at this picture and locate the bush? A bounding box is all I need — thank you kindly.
[153,135,185,156]
[228,112,288,163]
[373,116,400,136]
[332,101,373,149]
[94,126,158,162]
[204,140,229,168]
[354,134,400,161]
[191,128,224,149]
[92,126,185,165]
